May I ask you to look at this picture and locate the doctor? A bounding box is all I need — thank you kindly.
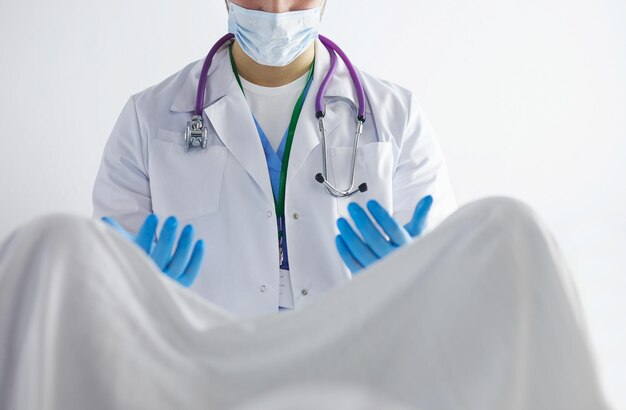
[93,0,457,317]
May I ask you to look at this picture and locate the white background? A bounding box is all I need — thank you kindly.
[0,0,624,407]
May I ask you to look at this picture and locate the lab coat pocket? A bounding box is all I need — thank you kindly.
[330,142,394,218]
[149,128,227,220]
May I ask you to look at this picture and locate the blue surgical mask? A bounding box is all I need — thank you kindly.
[227,1,321,67]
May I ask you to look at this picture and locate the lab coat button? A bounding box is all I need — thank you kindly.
[260,285,267,293]
[266,210,273,218]
[292,212,300,220]
[301,289,308,296]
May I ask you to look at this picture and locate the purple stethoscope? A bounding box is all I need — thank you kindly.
[185,33,368,198]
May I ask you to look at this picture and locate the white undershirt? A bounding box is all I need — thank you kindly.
[240,72,309,152]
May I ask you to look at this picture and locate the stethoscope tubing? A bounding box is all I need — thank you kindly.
[316,35,366,121]
[191,33,368,198]
[194,34,366,122]
[195,33,235,117]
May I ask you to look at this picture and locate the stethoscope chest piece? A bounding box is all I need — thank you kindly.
[185,115,208,152]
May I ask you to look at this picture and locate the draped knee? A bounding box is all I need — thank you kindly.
[455,197,583,327]
[473,197,562,276]
[456,196,541,232]
[0,214,109,286]
[449,197,553,266]
[26,213,99,243]
[431,196,568,306]
[16,214,103,259]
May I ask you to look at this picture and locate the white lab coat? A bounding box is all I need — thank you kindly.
[93,39,457,317]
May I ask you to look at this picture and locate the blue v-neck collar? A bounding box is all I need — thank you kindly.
[253,117,289,201]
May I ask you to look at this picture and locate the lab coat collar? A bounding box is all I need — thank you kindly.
[170,43,236,113]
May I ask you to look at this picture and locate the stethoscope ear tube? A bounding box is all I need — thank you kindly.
[195,33,236,117]
[185,33,235,152]
[313,35,368,198]
[317,35,366,121]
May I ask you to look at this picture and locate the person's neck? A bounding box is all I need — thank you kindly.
[232,41,315,87]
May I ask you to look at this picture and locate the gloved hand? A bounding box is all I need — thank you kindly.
[101,214,205,287]
[335,195,433,274]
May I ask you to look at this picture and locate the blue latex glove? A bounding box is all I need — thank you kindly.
[336,195,433,274]
[101,214,205,287]
[403,195,433,238]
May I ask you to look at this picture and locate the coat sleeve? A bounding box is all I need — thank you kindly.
[92,96,151,234]
[391,94,457,232]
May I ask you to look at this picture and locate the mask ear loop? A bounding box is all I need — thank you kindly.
[320,0,327,17]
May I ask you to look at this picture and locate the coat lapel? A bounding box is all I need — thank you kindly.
[170,44,274,204]
[205,92,274,203]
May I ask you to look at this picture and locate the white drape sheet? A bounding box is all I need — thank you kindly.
[0,198,607,410]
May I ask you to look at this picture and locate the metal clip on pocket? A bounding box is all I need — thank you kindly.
[185,115,208,152]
